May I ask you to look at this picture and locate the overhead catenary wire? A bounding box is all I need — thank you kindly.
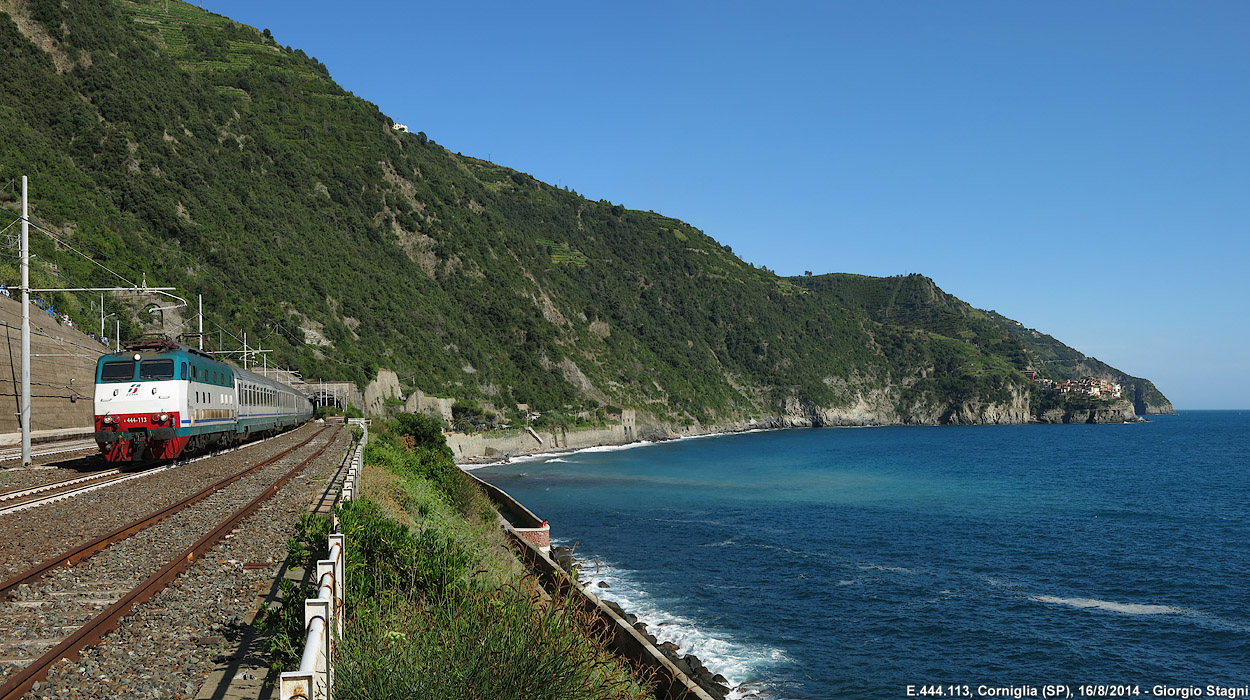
[0,188,334,398]
[0,207,145,286]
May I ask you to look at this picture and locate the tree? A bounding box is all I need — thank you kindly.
[394,412,445,450]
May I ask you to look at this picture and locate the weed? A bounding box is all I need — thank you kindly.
[283,513,332,570]
[253,578,316,674]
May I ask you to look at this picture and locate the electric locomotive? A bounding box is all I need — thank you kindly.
[93,337,312,462]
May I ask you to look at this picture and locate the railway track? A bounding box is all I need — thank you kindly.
[0,469,121,503]
[0,429,328,516]
[0,424,343,699]
[0,466,177,517]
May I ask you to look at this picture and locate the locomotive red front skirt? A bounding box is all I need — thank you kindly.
[94,412,188,462]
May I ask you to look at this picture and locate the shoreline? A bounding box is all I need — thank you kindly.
[455,424,776,469]
[453,409,1150,468]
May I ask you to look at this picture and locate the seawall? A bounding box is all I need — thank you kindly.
[465,470,722,700]
[446,423,637,462]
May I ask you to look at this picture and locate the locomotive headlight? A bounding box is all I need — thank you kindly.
[102,416,115,424]
[158,412,169,422]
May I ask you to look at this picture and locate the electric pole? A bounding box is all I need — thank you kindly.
[20,177,30,467]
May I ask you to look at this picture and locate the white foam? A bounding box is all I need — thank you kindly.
[463,427,775,469]
[574,554,790,691]
[1031,595,1187,616]
[575,440,657,454]
[460,450,569,469]
[858,564,916,574]
[674,427,770,441]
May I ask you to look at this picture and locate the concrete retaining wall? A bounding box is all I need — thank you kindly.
[465,471,714,700]
[446,423,637,461]
[0,295,101,436]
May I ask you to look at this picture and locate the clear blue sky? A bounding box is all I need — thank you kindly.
[204,1,1248,410]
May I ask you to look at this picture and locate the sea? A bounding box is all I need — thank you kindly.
[471,411,1250,700]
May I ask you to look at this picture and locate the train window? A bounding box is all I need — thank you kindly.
[139,359,175,380]
[100,361,135,382]
[180,362,188,381]
[212,371,218,384]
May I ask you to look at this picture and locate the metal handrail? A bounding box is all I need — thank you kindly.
[279,435,363,700]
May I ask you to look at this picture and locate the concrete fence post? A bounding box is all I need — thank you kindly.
[279,671,315,700]
[306,597,331,700]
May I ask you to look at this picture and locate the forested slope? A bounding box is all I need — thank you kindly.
[0,0,1170,427]
[794,273,1173,415]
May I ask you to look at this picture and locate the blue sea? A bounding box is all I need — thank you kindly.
[472,412,1250,699]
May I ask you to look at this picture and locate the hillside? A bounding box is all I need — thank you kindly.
[0,0,1171,428]
[794,273,1174,415]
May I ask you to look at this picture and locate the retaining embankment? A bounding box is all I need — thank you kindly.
[0,294,100,435]
[465,470,720,700]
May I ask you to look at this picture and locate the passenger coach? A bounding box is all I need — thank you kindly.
[94,338,312,462]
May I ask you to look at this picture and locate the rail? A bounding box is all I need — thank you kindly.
[279,419,365,700]
[0,425,338,700]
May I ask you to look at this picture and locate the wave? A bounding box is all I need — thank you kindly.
[575,556,790,691]
[859,564,916,574]
[1031,595,1188,616]
[575,441,657,454]
[460,450,573,470]
[675,428,771,442]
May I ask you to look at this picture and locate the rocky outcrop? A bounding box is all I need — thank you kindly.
[362,368,404,416]
[404,388,454,422]
[773,383,1032,428]
[1035,399,1141,424]
[1131,385,1175,415]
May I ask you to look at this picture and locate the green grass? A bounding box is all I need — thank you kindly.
[330,416,651,699]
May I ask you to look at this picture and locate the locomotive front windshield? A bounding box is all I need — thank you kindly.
[99,360,135,382]
[139,359,176,380]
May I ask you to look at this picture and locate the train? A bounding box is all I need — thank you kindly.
[93,337,313,462]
